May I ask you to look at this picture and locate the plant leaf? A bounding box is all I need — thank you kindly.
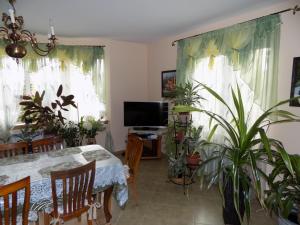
[57,85,63,97]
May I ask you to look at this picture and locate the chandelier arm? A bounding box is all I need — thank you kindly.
[20,30,56,57]
[2,0,57,60]
[0,26,8,34]
[30,44,52,56]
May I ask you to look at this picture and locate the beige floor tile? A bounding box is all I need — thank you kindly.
[108,155,278,225]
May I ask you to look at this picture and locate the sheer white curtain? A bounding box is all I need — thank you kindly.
[192,55,264,135]
[27,58,105,121]
[0,57,105,143]
[191,54,264,174]
[0,58,24,142]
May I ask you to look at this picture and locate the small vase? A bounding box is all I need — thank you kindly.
[86,137,96,145]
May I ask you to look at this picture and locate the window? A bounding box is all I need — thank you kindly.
[0,46,106,139]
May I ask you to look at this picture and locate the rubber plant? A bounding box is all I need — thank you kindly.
[19,84,77,130]
[196,82,300,225]
[265,152,300,224]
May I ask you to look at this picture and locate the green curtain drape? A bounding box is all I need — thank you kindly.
[176,14,281,111]
[0,41,104,73]
[0,42,105,103]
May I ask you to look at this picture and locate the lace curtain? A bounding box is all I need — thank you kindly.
[176,15,281,174]
[0,44,106,142]
[176,14,281,111]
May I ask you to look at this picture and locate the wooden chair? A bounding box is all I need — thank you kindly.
[31,136,63,153]
[124,134,144,204]
[0,142,29,158]
[0,176,31,225]
[47,160,96,225]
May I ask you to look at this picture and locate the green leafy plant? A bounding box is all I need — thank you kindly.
[265,152,300,221]
[187,125,203,149]
[59,121,81,147]
[14,121,39,143]
[80,116,105,138]
[19,85,77,130]
[174,81,204,106]
[196,82,300,224]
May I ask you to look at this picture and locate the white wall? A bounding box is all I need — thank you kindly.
[147,0,300,154]
[39,36,148,151]
[268,12,300,155]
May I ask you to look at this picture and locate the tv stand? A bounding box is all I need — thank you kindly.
[128,128,164,159]
[133,127,159,131]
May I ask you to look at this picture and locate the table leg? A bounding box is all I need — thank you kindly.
[103,186,113,223]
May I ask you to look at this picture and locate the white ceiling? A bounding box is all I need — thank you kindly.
[0,0,285,43]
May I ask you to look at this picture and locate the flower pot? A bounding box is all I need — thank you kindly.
[178,112,191,124]
[278,213,299,225]
[223,174,247,225]
[186,153,201,169]
[86,137,96,145]
[175,131,185,143]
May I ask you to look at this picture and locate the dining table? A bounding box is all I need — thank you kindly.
[0,144,128,224]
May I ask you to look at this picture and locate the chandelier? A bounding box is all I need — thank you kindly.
[0,0,56,61]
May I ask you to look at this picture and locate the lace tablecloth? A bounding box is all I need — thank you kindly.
[0,145,128,210]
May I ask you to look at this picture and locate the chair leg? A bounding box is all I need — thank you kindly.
[43,213,50,225]
[130,180,138,205]
[87,213,93,225]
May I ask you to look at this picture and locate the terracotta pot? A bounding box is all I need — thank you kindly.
[86,137,96,145]
[175,131,185,143]
[178,112,191,124]
[186,153,201,169]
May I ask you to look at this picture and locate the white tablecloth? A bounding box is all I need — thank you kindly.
[0,145,128,209]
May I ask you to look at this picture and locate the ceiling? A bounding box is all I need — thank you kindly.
[0,0,285,43]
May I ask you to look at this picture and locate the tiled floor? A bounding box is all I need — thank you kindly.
[106,156,278,225]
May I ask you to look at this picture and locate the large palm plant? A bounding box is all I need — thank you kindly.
[197,82,300,224]
[265,153,300,222]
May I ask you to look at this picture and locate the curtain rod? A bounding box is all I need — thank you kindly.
[171,5,299,46]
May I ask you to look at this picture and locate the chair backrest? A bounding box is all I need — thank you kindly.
[31,136,63,153]
[0,142,29,158]
[50,160,96,222]
[0,176,30,225]
[124,134,144,178]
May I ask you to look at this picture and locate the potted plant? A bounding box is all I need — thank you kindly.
[14,118,40,153]
[196,82,300,225]
[186,125,203,169]
[265,152,300,225]
[59,121,81,147]
[174,81,204,123]
[19,85,77,132]
[80,116,105,144]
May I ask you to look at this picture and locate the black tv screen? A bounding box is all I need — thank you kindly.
[124,101,168,127]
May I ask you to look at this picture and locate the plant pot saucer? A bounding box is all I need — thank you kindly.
[169,177,193,185]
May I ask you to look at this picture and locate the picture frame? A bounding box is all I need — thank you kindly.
[290,57,300,107]
[161,70,176,98]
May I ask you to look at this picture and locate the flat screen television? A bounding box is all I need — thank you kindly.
[124,101,168,128]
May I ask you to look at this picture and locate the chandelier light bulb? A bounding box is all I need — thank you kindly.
[8,8,15,23]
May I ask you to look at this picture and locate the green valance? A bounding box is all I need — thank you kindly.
[0,41,104,74]
[176,14,281,111]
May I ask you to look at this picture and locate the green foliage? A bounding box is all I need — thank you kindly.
[79,116,105,138]
[265,153,300,218]
[14,123,39,142]
[174,81,204,107]
[58,121,81,147]
[19,85,77,131]
[196,82,300,224]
